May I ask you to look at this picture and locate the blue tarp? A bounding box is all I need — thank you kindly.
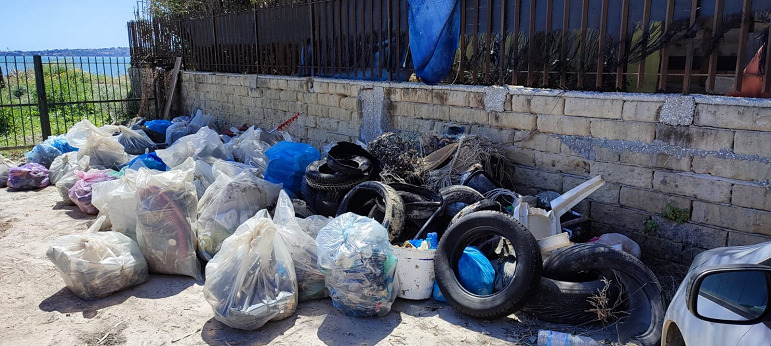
[408,0,461,84]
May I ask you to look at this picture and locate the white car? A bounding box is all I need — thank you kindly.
[661,241,771,346]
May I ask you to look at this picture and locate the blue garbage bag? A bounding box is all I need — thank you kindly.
[264,141,320,197]
[433,246,495,301]
[145,120,172,135]
[125,152,168,171]
[25,143,62,169]
[408,0,461,84]
[46,135,78,154]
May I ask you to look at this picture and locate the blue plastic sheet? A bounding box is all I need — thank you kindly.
[264,141,320,198]
[408,0,461,84]
[126,152,168,171]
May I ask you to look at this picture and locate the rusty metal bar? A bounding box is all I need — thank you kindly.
[682,0,698,94]
[378,0,384,79]
[616,0,630,89]
[527,0,536,86]
[360,1,365,77]
[459,0,467,83]
[336,0,342,76]
[543,0,553,86]
[705,0,724,93]
[636,0,651,88]
[596,0,609,88]
[484,0,493,84]
[657,0,675,92]
[472,0,480,84]
[733,0,753,94]
[511,0,521,85]
[561,0,570,87]
[578,0,588,88]
[397,0,402,80]
[387,0,392,80]
[498,0,506,85]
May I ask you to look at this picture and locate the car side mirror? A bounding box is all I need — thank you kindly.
[687,265,771,325]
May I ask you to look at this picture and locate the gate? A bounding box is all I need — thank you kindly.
[0,55,146,150]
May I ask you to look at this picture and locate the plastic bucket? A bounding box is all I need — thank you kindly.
[394,246,436,300]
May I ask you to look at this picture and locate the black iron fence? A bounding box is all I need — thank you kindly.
[129,0,771,95]
[0,55,146,150]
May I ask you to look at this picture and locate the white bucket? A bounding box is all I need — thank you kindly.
[537,232,571,259]
[394,246,436,300]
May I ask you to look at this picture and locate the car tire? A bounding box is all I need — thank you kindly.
[435,211,542,319]
[523,277,623,325]
[448,199,503,226]
[301,179,318,212]
[542,243,664,346]
[439,185,486,217]
[336,181,406,241]
[305,159,368,191]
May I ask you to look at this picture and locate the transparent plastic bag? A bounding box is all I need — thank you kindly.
[178,158,214,199]
[66,120,128,170]
[46,216,149,300]
[226,127,271,172]
[49,152,89,185]
[316,213,398,317]
[296,215,332,239]
[135,167,201,279]
[203,210,298,330]
[25,142,62,169]
[273,190,327,301]
[197,172,281,261]
[68,170,116,214]
[211,159,264,179]
[0,154,15,188]
[7,163,50,191]
[165,120,194,146]
[189,109,213,130]
[92,170,141,241]
[156,127,232,168]
[114,126,157,155]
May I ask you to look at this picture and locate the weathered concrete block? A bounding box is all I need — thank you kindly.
[415,104,451,121]
[469,125,515,143]
[401,88,433,104]
[564,97,623,119]
[659,96,695,126]
[512,166,563,191]
[312,81,329,94]
[591,119,656,142]
[329,107,353,121]
[655,124,733,152]
[692,201,771,235]
[397,116,435,134]
[734,130,771,157]
[279,90,297,102]
[590,202,649,232]
[317,117,340,131]
[530,96,565,115]
[727,231,771,246]
[620,186,691,214]
[653,171,732,203]
[393,102,416,117]
[504,146,536,166]
[619,152,691,172]
[692,156,771,182]
[732,183,771,211]
[469,92,485,108]
[590,161,654,188]
[696,103,771,131]
[518,132,563,154]
[306,105,330,118]
[449,107,489,125]
[318,93,342,107]
[535,151,591,175]
[652,216,727,249]
[340,96,360,111]
[538,115,591,136]
[563,176,620,204]
[388,88,403,102]
[490,112,537,130]
[484,86,507,112]
[622,100,661,122]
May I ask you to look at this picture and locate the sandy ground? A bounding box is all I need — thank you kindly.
[0,186,621,346]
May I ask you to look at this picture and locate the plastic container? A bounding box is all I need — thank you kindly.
[537,330,599,346]
[394,246,436,300]
[537,232,571,259]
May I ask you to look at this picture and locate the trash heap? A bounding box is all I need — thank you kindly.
[1,111,665,345]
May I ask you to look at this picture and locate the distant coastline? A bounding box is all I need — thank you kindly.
[0,47,130,57]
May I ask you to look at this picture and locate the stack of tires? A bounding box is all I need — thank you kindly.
[302,142,379,217]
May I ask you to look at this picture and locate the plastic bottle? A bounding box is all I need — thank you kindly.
[537,330,599,346]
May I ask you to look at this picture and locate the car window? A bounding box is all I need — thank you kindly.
[699,271,769,320]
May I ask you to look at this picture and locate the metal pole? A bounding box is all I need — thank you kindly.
[33,55,51,139]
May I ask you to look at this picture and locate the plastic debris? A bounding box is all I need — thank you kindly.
[264,141,321,198]
[68,170,116,214]
[7,163,49,191]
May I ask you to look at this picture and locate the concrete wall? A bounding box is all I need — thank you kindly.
[180,71,771,264]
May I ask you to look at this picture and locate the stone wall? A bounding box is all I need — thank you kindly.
[180,71,771,264]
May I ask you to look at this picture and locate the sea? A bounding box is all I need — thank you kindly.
[0,56,131,76]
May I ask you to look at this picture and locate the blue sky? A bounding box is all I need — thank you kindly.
[1,0,138,51]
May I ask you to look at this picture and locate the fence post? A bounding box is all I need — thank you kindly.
[33,55,52,139]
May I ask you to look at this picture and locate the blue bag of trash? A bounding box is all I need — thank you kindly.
[46,135,78,154]
[145,120,172,135]
[408,0,461,84]
[264,141,320,197]
[126,152,168,171]
[25,143,62,169]
[458,246,495,295]
[316,213,398,317]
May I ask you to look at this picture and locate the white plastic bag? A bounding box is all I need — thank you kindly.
[46,216,149,300]
[197,172,281,260]
[203,210,298,330]
[211,159,264,179]
[135,167,201,279]
[156,127,232,168]
[226,127,271,172]
[54,154,91,204]
[296,215,332,238]
[65,120,128,169]
[0,154,16,188]
[49,152,89,185]
[92,170,141,241]
[178,158,214,199]
[273,190,327,301]
[114,125,156,155]
[316,213,399,317]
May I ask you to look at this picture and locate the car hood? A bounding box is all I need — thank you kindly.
[689,241,771,272]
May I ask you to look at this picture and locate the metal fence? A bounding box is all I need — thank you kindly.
[0,55,145,150]
[129,0,771,95]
